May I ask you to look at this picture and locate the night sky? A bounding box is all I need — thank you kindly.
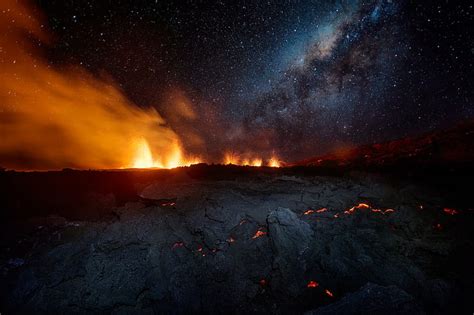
[37,0,473,161]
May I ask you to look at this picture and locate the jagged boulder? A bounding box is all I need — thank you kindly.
[267,207,314,296]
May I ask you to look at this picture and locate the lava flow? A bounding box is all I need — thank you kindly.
[223,152,280,167]
[131,138,201,169]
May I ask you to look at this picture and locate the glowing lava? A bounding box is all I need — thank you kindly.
[131,138,201,169]
[222,152,280,167]
[132,138,155,168]
[443,208,459,215]
[307,280,319,288]
[268,156,281,167]
[343,203,395,216]
[252,228,267,239]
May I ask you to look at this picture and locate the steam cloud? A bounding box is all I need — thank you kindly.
[0,0,181,170]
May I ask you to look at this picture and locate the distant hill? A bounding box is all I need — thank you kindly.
[294,120,474,171]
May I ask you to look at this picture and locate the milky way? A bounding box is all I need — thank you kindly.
[36,0,474,161]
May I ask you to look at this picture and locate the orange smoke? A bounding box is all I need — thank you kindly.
[0,0,195,170]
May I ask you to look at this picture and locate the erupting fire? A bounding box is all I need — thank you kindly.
[268,156,281,167]
[222,152,280,167]
[132,138,155,168]
[131,138,201,169]
[0,0,200,170]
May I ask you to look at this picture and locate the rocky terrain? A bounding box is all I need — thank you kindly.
[0,167,472,314]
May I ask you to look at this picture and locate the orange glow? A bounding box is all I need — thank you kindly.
[160,201,176,207]
[325,289,334,297]
[305,208,328,215]
[224,152,239,165]
[251,158,263,167]
[131,138,201,169]
[344,203,395,215]
[132,138,155,168]
[222,152,279,167]
[252,229,267,239]
[268,156,281,167]
[0,0,196,170]
[307,280,319,288]
[443,208,459,215]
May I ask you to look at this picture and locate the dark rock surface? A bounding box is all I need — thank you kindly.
[306,283,423,315]
[0,169,473,313]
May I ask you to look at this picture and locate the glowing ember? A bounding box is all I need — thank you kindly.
[344,203,395,216]
[325,289,334,297]
[226,237,235,243]
[307,280,319,288]
[345,203,369,214]
[252,228,267,239]
[304,208,328,215]
[443,208,459,215]
[160,201,176,207]
[356,203,370,209]
[434,223,443,230]
[259,279,267,287]
[172,242,184,249]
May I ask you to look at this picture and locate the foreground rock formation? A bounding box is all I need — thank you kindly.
[1,169,472,313]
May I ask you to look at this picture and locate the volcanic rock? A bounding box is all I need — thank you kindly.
[0,168,472,313]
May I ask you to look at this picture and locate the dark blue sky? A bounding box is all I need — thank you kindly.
[39,0,473,161]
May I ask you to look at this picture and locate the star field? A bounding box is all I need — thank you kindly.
[38,0,473,161]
